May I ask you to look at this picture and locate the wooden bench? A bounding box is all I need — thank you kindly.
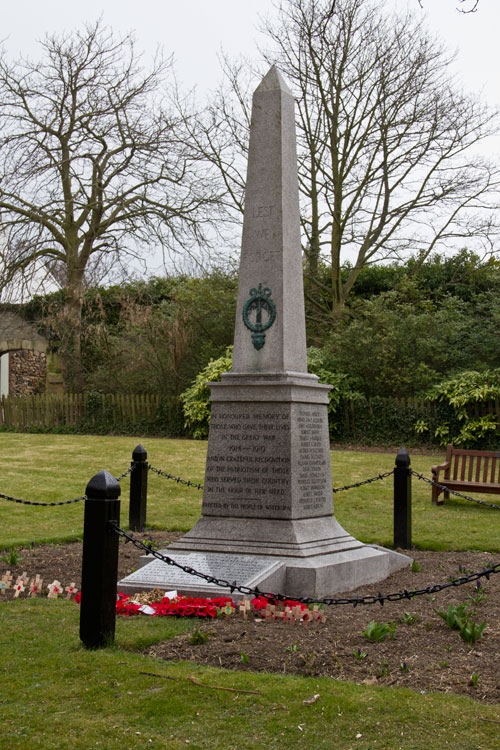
[431,445,500,505]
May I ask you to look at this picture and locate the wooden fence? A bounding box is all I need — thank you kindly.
[0,393,163,430]
[0,392,498,439]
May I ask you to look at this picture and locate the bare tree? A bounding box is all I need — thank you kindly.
[417,0,479,12]
[0,22,224,390]
[195,0,499,327]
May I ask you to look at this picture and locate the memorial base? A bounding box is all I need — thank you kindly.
[117,532,411,600]
[167,514,367,557]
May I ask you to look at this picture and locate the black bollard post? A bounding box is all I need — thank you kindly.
[129,444,148,532]
[393,447,412,549]
[80,470,121,649]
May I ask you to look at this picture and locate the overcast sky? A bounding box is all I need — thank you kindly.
[1,0,498,285]
[1,1,499,108]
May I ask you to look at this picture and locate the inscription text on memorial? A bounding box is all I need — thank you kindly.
[203,401,333,520]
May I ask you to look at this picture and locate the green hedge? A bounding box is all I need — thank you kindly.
[330,397,456,447]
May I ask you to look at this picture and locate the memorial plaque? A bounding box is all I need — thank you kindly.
[118,552,284,597]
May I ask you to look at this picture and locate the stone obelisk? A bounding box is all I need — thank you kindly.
[119,67,410,598]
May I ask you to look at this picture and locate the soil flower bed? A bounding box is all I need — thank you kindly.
[1,532,499,705]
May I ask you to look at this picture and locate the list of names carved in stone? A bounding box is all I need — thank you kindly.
[294,404,331,514]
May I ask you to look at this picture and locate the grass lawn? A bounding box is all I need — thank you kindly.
[0,433,498,552]
[1,599,499,750]
[1,433,499,749]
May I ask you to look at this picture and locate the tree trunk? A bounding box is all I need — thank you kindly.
[62,271,85,393]
[330,220,345,319]
[303,161,326,343]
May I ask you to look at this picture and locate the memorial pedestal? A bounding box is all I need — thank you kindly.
[119,373,411,599]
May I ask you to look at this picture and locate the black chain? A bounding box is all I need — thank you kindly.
[147,464,394,496]
[412,471,500,510]
[332,470,394,493]
[148,465,203,490]
[0,466,133,507]
[0,491,86,507]
[2,460,497,513]
[113,525,499,606]
[116,466,134,482]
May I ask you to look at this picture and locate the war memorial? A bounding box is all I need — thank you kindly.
[119,67,410,599]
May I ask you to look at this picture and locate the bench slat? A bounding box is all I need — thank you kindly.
[439,480,500,494]
[464,454,470,481]
[482,456,489,483]
[474,455,481,483]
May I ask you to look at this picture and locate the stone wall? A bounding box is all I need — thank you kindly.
[9,349,47,395]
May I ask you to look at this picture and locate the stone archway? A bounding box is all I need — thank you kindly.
[0,313,48,396]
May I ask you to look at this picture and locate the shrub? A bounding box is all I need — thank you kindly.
[421,369,500,447]
[179,346,363,439]
[180,347,233,438]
